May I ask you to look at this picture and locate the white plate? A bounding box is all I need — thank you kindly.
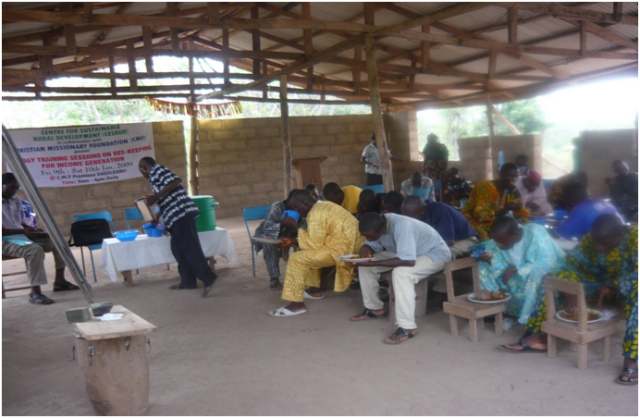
[467,293,512,304]
[337,254,375,263]
[556,309,604,324]
[252,237,282,244]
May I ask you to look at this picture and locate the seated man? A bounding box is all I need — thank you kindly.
[606,160,638,221]
[350,212,451,344]
[443,168,473,209]
[502,214,637,385]
[515,154,530,177]
[402,196,479,313]
[304,184,322,201]
[254,189,301,290]
[515,169,554,218]
[357,189,382,219]
[462,163,529,241]
[400,172,435,201]
[381,191,404,214]
[2,173,78,305]
[555,182,622,240]
[323,182,362,215]
[268,190,364,317]
[478,217,565,326]
[548,171,588,209]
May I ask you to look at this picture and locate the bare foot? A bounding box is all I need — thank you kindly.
[350,308,387,321]
[305,287,323,298]
[284,301,307,313]
[503,333,547,352]
[384,328,418,344]
[620,358,638,383]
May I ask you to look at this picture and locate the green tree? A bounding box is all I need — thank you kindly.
[494,99,549,135]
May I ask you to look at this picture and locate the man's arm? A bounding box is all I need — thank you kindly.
[146,179,181,205]
[2,227,25,236]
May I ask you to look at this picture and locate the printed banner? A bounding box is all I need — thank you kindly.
[8,123,155,188]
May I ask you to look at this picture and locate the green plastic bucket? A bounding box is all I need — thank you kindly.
[191,195,218,232]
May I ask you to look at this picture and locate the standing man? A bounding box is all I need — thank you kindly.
[2,173,79,305]
[139,157,217,297]
[350,212,451,344]
[361,134,384,186]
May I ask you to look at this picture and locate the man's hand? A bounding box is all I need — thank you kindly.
[25,231,48,239]
[445,239,455,247]
[506,201,524,212]
[278,237,298,247]
[282,216,299,230]
[478,253,493,262]
[145,194,159,206]
[502,265,518,285]
[359,245,374,259]
[525,201,540,212]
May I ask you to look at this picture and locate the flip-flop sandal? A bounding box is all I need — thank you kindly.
[384,327,417,345]
[169,283,195,290]
[350,308,387,321]
[304,290,325,300]
[53,281,80,292]
[615,368,638,386]
[268,307,308,317]
[499,339,547,353]
[28,293,55,305]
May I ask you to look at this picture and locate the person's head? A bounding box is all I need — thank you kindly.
[2,172,20,199]
[575,171,588,186]
[448,177,471,200]
[447,167,459,179]
[401,195,426,220]
[303,184,320,201]
[285,189,302,205]
[359,189,378,213]
[382,191,404,214]
[410,172,424,189]
[322,182,344,205]
[591,213,627,253]
[370,133,377,145]
[522,169,543,193]
[498,162,520,188]
[287,189,316,217]
[489,216,522,250]
[358,212,387,242]
[612,160,629,176]
[427,133,439,145]
[515,154,528,168]
[563,182,589,209]
[138,157,157,179]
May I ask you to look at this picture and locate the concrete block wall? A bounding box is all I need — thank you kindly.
[577,129,638,197]
[384,111,423,189]
[456,136,494,182]
[4,121,187,235]
[198,114,376,218]
[490,134,543,179]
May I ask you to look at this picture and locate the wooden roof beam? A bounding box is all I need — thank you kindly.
[489,3,638,26]
[562,18,638,51]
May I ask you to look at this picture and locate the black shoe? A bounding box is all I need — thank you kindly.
[202,274,219,298]
[169,283,196,290]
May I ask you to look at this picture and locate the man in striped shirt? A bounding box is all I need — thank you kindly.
[139,157,217,297]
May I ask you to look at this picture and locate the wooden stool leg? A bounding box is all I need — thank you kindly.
[469,318,479,342]
[547,335,557,358]
[602,336,611,361]
[449,314,459,336]
[494,313,503,335]
[577,344,588,369]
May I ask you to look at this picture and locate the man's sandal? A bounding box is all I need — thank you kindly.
[28,294,54,305]
[53,281,80,292]
[268,306,307,317]
[384,327,417,345]
[615,368,638,386]
[350,308,387,321]
[499,339,547,353]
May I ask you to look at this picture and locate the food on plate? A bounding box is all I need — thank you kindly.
[490,291,508,300]
[560,309,602,322]
[474,290,492,301]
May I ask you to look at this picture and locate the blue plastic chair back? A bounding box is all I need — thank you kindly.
[360,184,385,194]
[433,179,443,201]
[412,187,433,200]
[242,204,271,277]
[74,211,115,232]
[124,208,143,230]
[498,151,505,169]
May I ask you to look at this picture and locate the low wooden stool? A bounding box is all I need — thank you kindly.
[541,277,618,369]
[384,271,444,324]
[2,255,31,299]
[442,257,507,342]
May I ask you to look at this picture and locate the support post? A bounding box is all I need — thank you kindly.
[421,24,430,70]
[188,104,200,196]
[364,37,394,192]
[280,75,293,197]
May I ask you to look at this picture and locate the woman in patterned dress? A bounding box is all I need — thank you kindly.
[422,133,449,185]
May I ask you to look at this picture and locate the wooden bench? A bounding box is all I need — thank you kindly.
[541,277,618,369]
[442,257,507,342]
[2,255,31,299]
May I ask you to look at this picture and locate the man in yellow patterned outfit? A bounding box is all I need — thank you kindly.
[500,214,637,386]
[268,190,364,317]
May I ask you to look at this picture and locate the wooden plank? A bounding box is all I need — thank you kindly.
[488,49,497,79]
[167,3,180,50]
[208,2,221,26]
[64,24,77,54]
[74,305,157,341]
[364,37,393,192]
[353,43,362,95]
[421,24,430,69]
[108,56,116,96]
[563,18,638,51]
[493,2,638,25]
[83,2,93,23]
[302,2,314,92]
[508,7,518,44]
[580,21,587,56]
[188,111,199,195]
[142,26,153,74]
[251,6,261,75]
[222,28,230,86]
[281,74,293,197]
[126,39,138,92]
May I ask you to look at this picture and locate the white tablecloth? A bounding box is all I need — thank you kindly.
[98,228,238,282]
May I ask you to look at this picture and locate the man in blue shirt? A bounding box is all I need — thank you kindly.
[402,195,478,312]
[139,157,217,297]
[349,212,451,344]
[555,182,623,240]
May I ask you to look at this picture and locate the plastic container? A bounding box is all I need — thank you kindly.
[143,223,163,238]
[554,209,567,220]
[191,195,218,232]
[114,230,139,242]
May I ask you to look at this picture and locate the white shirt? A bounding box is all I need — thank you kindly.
[2,195,27,230]
[515,178,554,217]
[362,143,382,175]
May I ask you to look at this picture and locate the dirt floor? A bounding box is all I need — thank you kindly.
[2,216,638,416]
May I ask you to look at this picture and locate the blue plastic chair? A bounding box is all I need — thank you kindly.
[242,205,271,277]
[124,207,170,273]
[360,184,385,194]
[433,179,443,201]
[73,211,115,282]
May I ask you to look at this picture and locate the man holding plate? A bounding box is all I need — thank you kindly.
[349,212,451,344]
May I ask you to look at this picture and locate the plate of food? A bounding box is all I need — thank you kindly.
[251,237,282,244]
[337,254,375,263]
[556,309,604,324]
[468,290,512,304]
